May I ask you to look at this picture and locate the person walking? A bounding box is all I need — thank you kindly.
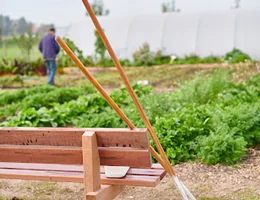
[38,26,60,85]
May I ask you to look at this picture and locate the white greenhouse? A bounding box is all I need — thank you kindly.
[57,9,260,60]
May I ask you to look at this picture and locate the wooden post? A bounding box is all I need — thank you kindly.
[82,131,101,199]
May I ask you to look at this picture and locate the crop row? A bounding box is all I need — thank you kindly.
[0,69,259,165]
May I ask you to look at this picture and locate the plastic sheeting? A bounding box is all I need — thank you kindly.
[57,9,260,60]
[195,11,236,57]
[235,10,260,60]
[126,14,167,58]
[162,13,200,56]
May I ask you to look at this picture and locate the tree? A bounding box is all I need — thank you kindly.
[232,0,241,9]
[37,24,55,36]
[86,0,109,63]
[0,27,2,45]
[2,16,11,36]
[94,29,106,61]
[0,15,35,36]
[0,16,2,41]
[13,26,38,60]
[17,17,27,34]
[86,0,109,16]
[162,0,180,13]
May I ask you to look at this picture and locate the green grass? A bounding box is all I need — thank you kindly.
[0,64,259,88]
[0,45,41,60]
[2,66,206,89]
[0,62,257,90]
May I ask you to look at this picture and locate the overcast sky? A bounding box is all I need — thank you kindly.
[1,0,260,26]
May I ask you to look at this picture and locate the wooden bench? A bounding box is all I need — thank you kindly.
[0,127,166,200]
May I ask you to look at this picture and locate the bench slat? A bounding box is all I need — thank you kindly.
[0,169,160,187]
[100,174,160,187]
[0,128,149,148]
[0,145,152,168]
[99,147,152,168]
[0,162,166,180]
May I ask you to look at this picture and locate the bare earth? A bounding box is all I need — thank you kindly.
[0,149,259,200]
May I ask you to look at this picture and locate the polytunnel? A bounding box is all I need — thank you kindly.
[57,9,260,60]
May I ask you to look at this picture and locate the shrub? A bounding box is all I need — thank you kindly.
[197,125,247,165]
[0,71,259,165]
[0,58,46,76]
[57,37,84,68]
[224,49,252,63]
[133,43,155,66]
[177,69,229,104]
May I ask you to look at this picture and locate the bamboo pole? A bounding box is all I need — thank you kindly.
[55,36,166,168]
[82,0,176,176]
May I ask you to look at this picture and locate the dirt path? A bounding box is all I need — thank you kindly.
[0,149,259,200]
[116,149,260,200]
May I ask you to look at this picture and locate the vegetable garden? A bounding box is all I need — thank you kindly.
[0,69,259,165]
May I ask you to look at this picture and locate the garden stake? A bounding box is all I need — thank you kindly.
[82,0,196,199]
[55,36,164,168]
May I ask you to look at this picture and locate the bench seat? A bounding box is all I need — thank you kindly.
[0,128,167,199]
[0,162,166,187]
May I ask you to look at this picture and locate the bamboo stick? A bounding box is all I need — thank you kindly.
[55,36,166,169]
[82,0,176,176]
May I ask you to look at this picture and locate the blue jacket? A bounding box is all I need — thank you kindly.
[39,34,60,60]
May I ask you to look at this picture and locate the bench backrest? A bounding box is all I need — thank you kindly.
[0,128,152,168]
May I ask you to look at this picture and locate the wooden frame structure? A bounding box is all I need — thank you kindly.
[0,127,166,200]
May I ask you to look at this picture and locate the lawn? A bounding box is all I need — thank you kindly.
[0,62,258,90]
[0,45,41,60]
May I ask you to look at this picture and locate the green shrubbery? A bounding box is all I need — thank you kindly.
[224,49,252,64]
[0,70,259,165]
[128,44,253,66]
[0,58,47,76]
[1,39,256,73]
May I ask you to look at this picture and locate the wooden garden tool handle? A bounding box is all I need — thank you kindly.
[82,0,176,176]
[55,36,166,170]
[55,36,134,130]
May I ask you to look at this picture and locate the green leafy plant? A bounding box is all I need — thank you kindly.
[57,37,84,68]
[0,58,46,76]
[12,26,39,60]
[94,30,106,63]
[177,69,229,104]
[224,49,252,63]
[197,125,247,165]
[133,43,155,66]
[0,71,259,165]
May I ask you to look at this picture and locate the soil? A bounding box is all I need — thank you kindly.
[0,149,259,200]
[0,64,259,199]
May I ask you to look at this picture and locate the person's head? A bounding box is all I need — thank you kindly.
[48,26,56,35]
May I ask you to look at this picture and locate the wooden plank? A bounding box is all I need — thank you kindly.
[0,145,83,165]
[100,174,160,187]
[82,131,101,196]
[0,169,160,186]
[0,128,149,148]
[0,145,151,167]
[96,130,149,149]
[0,162,83,172]
[86,185,125,200]
[150,164,167,180]
[99,148,152,168]
[0,168,83,183]
[0,162,166,179]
